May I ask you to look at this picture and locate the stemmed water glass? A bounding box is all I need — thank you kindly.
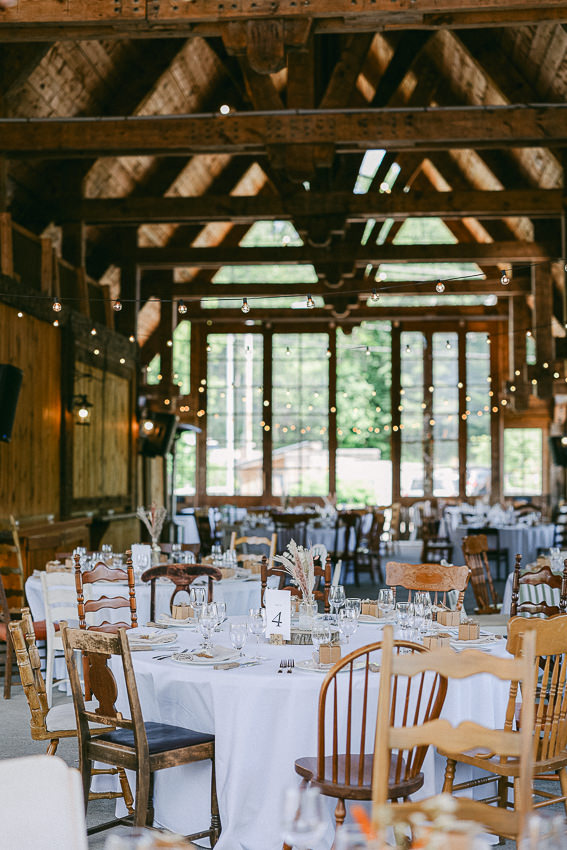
[414,591,432,634]
[248,608,267,660]
[338,608,358,645]
[396,601,413,631]
[311,620,331,664]
[229,622,248,658]
[190,585,207,620]
[329,585,346,622]
[378,588,395,619]
[198,603,218,652]
[281,786,326,850]
[214,601,226,631]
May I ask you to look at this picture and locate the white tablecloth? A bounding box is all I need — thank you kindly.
[25,573,261,624]
[449,524,554,571]
[109,622,509,850]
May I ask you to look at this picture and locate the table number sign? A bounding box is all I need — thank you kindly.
[264,589,291,641]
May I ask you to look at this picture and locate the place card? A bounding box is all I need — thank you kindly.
[264,588,291,641]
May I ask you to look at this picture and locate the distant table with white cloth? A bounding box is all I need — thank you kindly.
[448,523,554,571]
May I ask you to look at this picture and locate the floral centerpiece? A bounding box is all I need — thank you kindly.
[273,539,316,608]
[137,502,167,562]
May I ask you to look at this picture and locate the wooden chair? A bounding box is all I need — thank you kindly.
[9,611,134,815]
[355,509,385,583]
[420,518,454,565]
[462,534,501,614]
[372,625,537,843]
[74,551,138,633]
[40,569,78,706]
[229,532,276,570]
[331,510,363,585]
[141,563,222,621]
[260,553,331,613]
[385,561,470,611]
[465,525,508,580]
[61,624,220,842]
[294,637,447,834]
[553,504,567,548]
[269,511,312,548]
[0,564,48,699]
[159,542,200,560]
[510,555,567,618]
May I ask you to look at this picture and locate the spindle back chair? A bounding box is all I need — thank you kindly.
[74,551,137,633]
[462,534,501,613]
[385,561,470,610]
[510,557,567,618]
[229,532,276,569]
[141,563,222,621]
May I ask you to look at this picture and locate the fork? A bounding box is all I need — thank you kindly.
[277,659,287,673]
[286,658,294,674]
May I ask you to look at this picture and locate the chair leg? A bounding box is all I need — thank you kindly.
[4,633,13,699]
[334,797,346,830]
[442,757,456,793]
[117,768,135,815]
[210,757,221,846]
[559,767,567,817]
[46,739,59,756]
[79,754,93,812]
[134,766,151,827]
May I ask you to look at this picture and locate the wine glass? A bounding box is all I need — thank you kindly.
[378,588,395,619]
[190,585,207,619]
[229,622,248,658]
[248,608,267,660]
[214,601,227,631]
[198,603,218,652]
[281,786,326,850]
[338,608,358,645]
[345,598,361,620]
[329,585,346,621]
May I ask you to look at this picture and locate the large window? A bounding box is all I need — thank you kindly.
[466,333,492,497]
[336,323,392,505]
[206,334,264,496]
[503,428,543,496]
[272,334,329,497]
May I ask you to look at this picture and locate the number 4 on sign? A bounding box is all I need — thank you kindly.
[264,589,291,641]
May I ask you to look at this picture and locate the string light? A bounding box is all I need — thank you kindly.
[178,300,188,315]
[365,346,370,356]
[52,296,62,312]
[371,288,379,302]
[129,335,135,343]
[435,280,445,293]
[285,346,291,356]
[219,104,231,115]
[53,319,59,327]
[306,294,315,309]
[90,328,97,336]
[445,339,452,350]
[166,339,173,347]
[326,347,331,358]
[405,344,411,354]
[500,270,510,286]
[206,343,211,353]
[17,311,22,318]
[113,299,122,312]
[241,297,250,314]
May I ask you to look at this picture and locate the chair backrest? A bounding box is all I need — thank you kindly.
[372,625,537,840]
[461,534,500,613]
[0,516,25,612]
[61,625,146,755]
[41,570,79,633]
[74,551,137,633]
[141,563,222,620]
[510,557,567,618]
[0,754,87,850]
[260,553,331,612]
[333,510,363,556]
[315,638,446,791]
[160,542,200,559]
[385,561,470,610]
[0,569,11,627]
[362,509,385,552]
[9,610,49,739]
[229,532,277,568]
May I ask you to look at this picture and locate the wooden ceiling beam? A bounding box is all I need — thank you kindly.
[1,3,566,41]
[132,241,553,269]
[4,106,567,158]
[175,305,503,323]
[75,189,565,225]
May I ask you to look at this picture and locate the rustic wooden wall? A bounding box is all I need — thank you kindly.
[0,302,61,521]
[73,366,131,500]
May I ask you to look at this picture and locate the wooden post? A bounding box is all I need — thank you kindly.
[509,295,530,410]
[262,328,273,502]
[391,325,401,503]
[490,324,504,503]
[328,328,337,501]
[532,260,554,400]
[115,229,138,340]
[423,331,434,497]
[159,289,174,389]
[0,211,13,277]
[458,328,467,499]
[40,236,53,294]
[191,324,207,503]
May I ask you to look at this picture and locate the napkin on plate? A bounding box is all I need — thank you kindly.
[158,612,195,626]
[172,645,237,663]
[128,629,178,646]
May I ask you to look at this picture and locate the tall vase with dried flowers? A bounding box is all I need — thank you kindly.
[273,540,317,625]
[136,503,167,564]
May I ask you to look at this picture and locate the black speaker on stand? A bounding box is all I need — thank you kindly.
[0,364,23,443]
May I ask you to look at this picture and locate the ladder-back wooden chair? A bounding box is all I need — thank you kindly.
[331,510,363,585]
[260,553,331,613]
[0,560,47,699]
[372,626,537,843]
[9,611,134,815]
[229,532,276,571]
[159,542,200,560]
[141,563,222,621]
[74,551,137,633]
[355,509,385,583]
[61,624,220,842]
[294,637,447,835]
[510,556,567,618]
[385,561,470,611]
[462,534,501,614]
[420,518,454,565]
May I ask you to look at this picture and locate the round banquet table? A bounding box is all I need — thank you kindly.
[25,572,262,625]
[449,523,554,571]
[108,621,509,850]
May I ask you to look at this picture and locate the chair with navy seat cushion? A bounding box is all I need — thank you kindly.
[61,624,220,843]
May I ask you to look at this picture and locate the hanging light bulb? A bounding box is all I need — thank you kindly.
[306,294,315,309]
[241,297,250,314]
[113,299,123,312]
[405,344,411,355]
[435,280,445,293]
[371,288,379,302]
[52,296,62,312]
[365,346,370,356]
[285,346,291,356]
[445,339,452,350]
[178,300,188,315]
[500,270,510,286]
[326,347,332,358]
[206,342,211,353]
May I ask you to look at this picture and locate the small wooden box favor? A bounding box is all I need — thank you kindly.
[361,600,379,617]
[319,643,341,665]
[423,632,452,649]
[171,603,192,620]
[458,621,480,641]
[436,609,460,627]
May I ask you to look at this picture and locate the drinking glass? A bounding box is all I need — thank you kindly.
[189,585,207,619]
[338,608,358,644]
[345,598,361,620]
[229,622,248,658]
[214,601,226,631]
[311,622,331,657]
[329,585,346,621]
[549,547,562,572]
[396,601,412,631]
[198,603,218,651]
[248,608,267,660]
[281,786,326,850]
[378,588,395,619]
[520,813,566,850]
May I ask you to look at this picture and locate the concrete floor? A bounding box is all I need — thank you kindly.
[0,559,563,848]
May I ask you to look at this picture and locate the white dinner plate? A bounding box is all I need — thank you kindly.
[157,615,198,629]
[170,648,240,666]
[295,658,367,674]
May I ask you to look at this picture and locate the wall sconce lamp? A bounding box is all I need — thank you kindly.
[73,393,93,426]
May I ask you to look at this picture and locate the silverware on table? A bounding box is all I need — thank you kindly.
[286,658,294,674]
